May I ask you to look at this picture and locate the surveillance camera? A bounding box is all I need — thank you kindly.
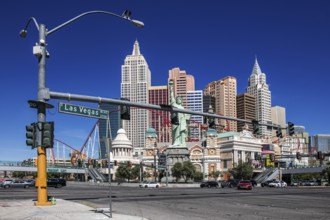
[39,39,45,46]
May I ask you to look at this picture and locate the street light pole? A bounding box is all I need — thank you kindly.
[165,152,168,187]
[32,23,50,206]
[154,143,157,182]
[20,10,144,207]
[105,117,113,218]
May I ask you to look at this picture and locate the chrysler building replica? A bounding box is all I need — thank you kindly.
[246,58,272,137]
[121,40,151,149]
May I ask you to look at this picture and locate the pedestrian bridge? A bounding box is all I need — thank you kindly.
[282,166,323,174]
[0,164,88,174]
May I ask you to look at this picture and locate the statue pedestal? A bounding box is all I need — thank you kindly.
[166,145,190,182]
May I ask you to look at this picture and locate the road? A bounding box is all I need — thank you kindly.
[1,183,330,220]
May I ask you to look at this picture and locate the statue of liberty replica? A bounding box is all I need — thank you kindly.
[169,80,190,147]
[166,79,190,178]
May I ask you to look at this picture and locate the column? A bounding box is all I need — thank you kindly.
[241,151,246,163]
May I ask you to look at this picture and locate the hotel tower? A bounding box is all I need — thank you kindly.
[121,40,151,149]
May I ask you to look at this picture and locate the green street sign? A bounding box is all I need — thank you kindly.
[47,168,67,173]
[58,102,109,119]
[157,165,166,171]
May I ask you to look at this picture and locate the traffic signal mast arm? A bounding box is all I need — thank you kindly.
[49,91,280,129]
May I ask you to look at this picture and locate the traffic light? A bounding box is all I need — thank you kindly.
[92,159,97,167]
[296,152,302,160]
[317,151,323,160]
[114,160,118,166]
[171,112,179,125]
[77,159,82,167]
[26,123,37,149]
[208,118,216,129]
[252,119,260,135]
[276,127,283,138]
[158,153,167,166]
[288,122,295,136]
[270,153,275,162]
[41,121,54,148]
[120,98,130,120]
[151,163,154,168]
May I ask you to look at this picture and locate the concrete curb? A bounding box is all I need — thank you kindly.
[0,199,148,220]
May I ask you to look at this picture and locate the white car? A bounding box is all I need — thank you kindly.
[280,180,287,187]
[139,181,160,188]
[269,180,287,188]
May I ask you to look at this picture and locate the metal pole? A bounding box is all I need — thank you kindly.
[139,161,142,182]
[105,118,112,218]
[35,24,51,206]
[165,153,168,187]
[139,146,142,182]
[202,148,205,181]
[154,150,157,182]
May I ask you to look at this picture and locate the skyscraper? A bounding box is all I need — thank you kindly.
[168,67,195,108]
[310,134,330,152]
[121,40,151,149]
[204,76,237,132]
[271,106,286,126]
[148,86,170,143]
[187,90,203,138]
[98,103,120,158]
[236,93,255,132]
[246,58,272,137]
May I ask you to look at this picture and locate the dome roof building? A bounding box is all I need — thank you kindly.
[112,129,133,160]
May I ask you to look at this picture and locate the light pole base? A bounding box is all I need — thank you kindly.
[34,201,52,206]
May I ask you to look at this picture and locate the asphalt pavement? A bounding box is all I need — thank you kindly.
[0,199,148,220]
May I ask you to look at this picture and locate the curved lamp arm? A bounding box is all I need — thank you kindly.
[48,10,144,36]
[19,10,144,38]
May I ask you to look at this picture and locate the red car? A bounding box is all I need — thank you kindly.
[237,180,253,190]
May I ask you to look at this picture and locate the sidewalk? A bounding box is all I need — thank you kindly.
[0,199,148,220]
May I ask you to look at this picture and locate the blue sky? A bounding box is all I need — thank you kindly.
[1,0,329,161]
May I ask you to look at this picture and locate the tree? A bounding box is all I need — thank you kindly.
[115,161,135,182]
[193,171,204,182]
[182,161,196,182]
[229,162,253,180]
[294,173,321,181]
[12,171,26,179]
[322,162,330,184]
[171,162,183,182]
[131,164,140,180]
[209,171,220,180]
[143,171,151,180]
[158,170,165,182]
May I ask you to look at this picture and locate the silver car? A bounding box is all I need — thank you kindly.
[1,180,30,189]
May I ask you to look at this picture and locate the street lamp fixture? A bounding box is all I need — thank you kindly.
[20,9,144,208]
